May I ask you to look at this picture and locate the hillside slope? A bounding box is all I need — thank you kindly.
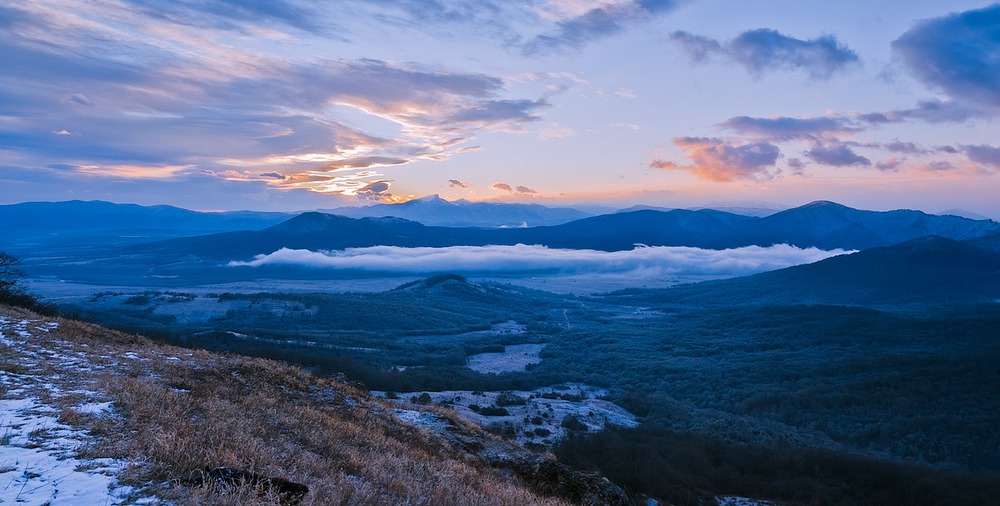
[712,200,1000,250]
[612,235,1000,307]
[0,305,627,505]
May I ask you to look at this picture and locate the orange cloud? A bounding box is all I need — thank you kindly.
[651,137,781,182]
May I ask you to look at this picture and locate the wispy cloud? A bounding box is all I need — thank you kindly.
[523,0,683,55]
[963,145,1000,169]
[651,137,781,182]
[228,244,852,277]
[671,28,860,79]
[491,182,539,194]
[0,2,547,200]
[123,0,333,34]
[539,122,576,140]
[720,116,859,142]
[857,99,989,125]
[875,156,904,172]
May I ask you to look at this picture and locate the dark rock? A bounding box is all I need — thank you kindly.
[183,467,309,505]
[510,457,631,506]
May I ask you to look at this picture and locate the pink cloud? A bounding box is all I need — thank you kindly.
[651,137,781,182]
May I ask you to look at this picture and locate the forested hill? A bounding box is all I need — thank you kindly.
[608,235,1000,307]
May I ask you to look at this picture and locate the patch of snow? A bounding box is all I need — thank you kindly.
[383,384,638,449]
[715,496,778,506]
[38,322,60,333]
[76,402,114,415]
[0,397,137,505]
[391,409,452,433]
[466,344,545,374]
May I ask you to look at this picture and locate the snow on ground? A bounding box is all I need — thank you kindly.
[390,408,454,434]
[466,344,545,374]
[0,397,136,505]
[715,496,779,506]
[0,314,153,505]
[381,383,638,449]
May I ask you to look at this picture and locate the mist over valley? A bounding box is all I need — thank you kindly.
[3,198,999,505]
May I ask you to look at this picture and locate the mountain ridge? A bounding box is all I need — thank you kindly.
[128,201,1000,260]
[0,200,293,254]
[319,194,591,227]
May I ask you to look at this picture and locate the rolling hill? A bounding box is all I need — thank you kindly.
[712,200,1000,250]
[611,235,1000,307]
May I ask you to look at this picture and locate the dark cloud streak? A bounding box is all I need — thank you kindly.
[721,116,859,141]
[524,0,683,56]
[806,142,871,167]
[672,28,860,79]
[963,145,1000,168]
[857,99,989,125]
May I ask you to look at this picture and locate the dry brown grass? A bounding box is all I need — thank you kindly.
[0,305,571,505]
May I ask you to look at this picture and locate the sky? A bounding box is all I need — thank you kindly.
[2,1,999,216]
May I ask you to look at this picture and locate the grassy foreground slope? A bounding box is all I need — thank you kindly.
[0,304,625,506]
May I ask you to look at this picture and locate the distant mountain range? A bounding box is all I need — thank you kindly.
[5,199,999,307]
[711,200,999,250]
[4,200,1000,293]
[617,204,779,217]
[0,200,292,254]
[320,194,591,227]
[130,200,1000,260]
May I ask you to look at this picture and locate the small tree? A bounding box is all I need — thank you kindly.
[0,252,38,308]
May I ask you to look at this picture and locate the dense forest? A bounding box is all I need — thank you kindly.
[56,273,1000,504]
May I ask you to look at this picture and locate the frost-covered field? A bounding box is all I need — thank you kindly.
[381,384,639,449]
[0,315,153,505]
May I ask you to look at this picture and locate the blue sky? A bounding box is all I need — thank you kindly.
[2,1,999,216]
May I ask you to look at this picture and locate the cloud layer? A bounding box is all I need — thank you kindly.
[0,2,550,202]
[228,243,850,278]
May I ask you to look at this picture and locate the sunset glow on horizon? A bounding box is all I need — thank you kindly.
[2,1,999,217]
